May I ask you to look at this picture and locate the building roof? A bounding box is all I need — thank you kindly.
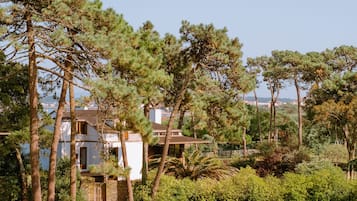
[151,122,181,132]
[63,110,118,133]
[63,110,184,133]
[62,110,209,144]
[63,110,98,126]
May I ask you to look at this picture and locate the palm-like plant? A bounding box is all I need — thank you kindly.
[161,150,235,180]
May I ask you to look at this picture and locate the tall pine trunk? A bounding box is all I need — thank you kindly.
[142,104,150,185]
[294,78,303,148]
[119,131,134,201]
[272,89,279,143]
[151,71,192,198]
[47,70,70,201]
[242,96,247,157]
[26,8,42,201]
[177,108,186,129]
[253,90,262,142]
[344,125,356,179]
[242,127,247,157]
[191,114,198,150]
[69,72,77,201]
[268,86,274,143]
[15,147,28,201]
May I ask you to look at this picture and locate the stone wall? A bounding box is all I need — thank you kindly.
[81,176,129,201]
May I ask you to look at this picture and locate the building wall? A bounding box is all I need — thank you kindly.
[58,120,143,180]
[108,141,143,180]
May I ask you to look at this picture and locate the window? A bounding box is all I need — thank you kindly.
[109,147,118,160]
[168,144,184,158]
[80,147,87,169]
[76,121,87,134]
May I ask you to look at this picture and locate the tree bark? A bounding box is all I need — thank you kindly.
[294,78,303,148]
[151,70,192,198]
[242,127,247,157]
[273,88,280,144]
[119,131,134,201]
[253,90,262,142]
[268,84,274,143]
[177,108,186,129]
[47,70,70,201]
[142,104,150,185]
[26,8,42,201]
[69,71,77,201]
[15,147,28,201]
[191,113,198,150]
[343,125,355,180]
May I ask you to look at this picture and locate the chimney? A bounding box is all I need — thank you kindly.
[149,109,162,124]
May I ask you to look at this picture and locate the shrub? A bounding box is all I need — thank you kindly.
[295,158,335,174]
[216,167,283,201]
[134,166,356,201]
[282,173,312,201]
[230,156,256,169]
[187,178,218,201]
[256,141,276,157]
[307,167,351,201]
[256,146,312,177]
[154,175,195,201]
[0,176,21,201]
[293,160,355,201]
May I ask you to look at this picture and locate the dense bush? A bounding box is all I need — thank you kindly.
[216,167,283,201]
[134,166,357,201]
[255,146,311,177]
[0,176,21,201]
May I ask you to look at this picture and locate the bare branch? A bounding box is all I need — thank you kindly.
[37,66,90,91]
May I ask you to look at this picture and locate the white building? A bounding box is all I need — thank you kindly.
[57,109,209,181]
[58,110,143,180]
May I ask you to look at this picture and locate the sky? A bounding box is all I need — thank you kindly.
[100,0,357,98]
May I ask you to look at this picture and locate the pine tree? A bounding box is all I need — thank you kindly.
[151,21,252,198]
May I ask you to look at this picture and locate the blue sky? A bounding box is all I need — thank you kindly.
[101,0,357,98]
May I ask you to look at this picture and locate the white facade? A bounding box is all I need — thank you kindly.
[58,120,143,180]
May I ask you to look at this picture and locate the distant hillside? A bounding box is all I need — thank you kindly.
[245,96,296,103]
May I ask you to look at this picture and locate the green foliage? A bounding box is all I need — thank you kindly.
[295,158,336,174]
[55,157,85,201]
[247,106,271,141]
[134,165,357,201]
[282,173,312,201]
[255,144,311,177]
[230,156,257,169]
[162,21,253,145]
[303,122,332,150]
[256,141,277,157]
[304,46,357,169]
[0,51,29,131]
[89,156,129,178]
[306,168,351,201]
[165,150,235,180]
[320,143,348,164]
[155,176,195,201]
[216,167,283,201]
[0,176,21,201]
